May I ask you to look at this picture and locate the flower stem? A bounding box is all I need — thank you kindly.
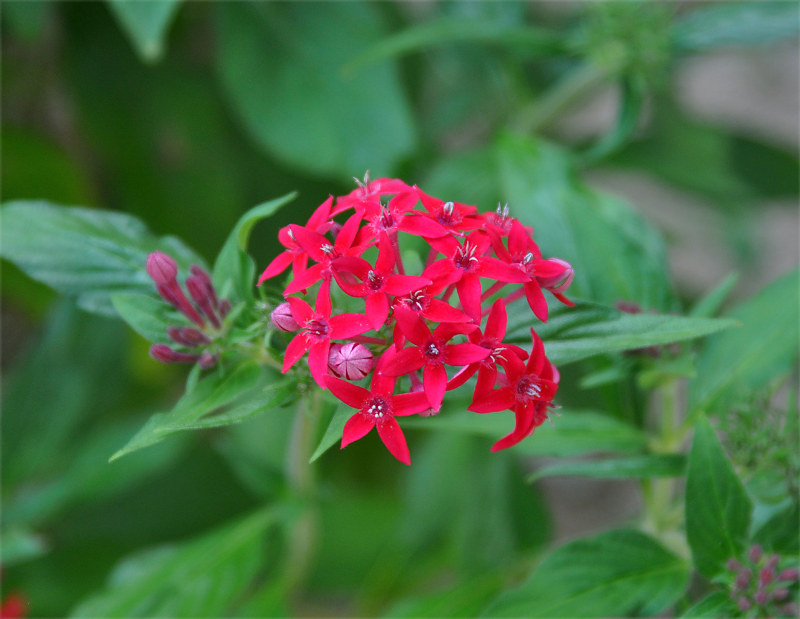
[283,391,320,603]
[481,281,507,302]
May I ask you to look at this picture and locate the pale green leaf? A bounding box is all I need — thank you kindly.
[107,0,181,63]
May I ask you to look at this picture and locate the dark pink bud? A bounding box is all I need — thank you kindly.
[754,590,768,605]
[218,299,232,318]
[760,567,774,587]
[168,326,211,347]
[271,302,300,332]
[737,597,752,612]
[765,554,781,571]
[328,342,373,380]
[190,265,219,311]
[780,602,799,615]
[749,544,763,563]
[537,258,574,294]
[150,344,200,364]
[735,568,752,590]
[616,300,642,314]
[772,587,790,601]
[198,351,218,370]
[156,283,206,328]
[147,252,178,285]
[187,276,221,328]
[778,568,799,582]
[727,558,743,572]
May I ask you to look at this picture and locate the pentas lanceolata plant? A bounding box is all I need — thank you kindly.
[258,174,574,464]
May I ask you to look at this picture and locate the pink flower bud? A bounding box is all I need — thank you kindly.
[198,351,218,370]
[778,568,799,582]
[754,590,768,605]
[271,302,300,332]
[187,276,221,328]
[146,252,178,285]
[737,596,752,612]
[749,544,763,563]
[765,554,781,571]
[760,567,774,587]
[537,258,574,294]
[726,558,743,572]
[772,587,790,601]
[150,344,200,364]
[328,342,373,381]
[168,326,211,347]
[735,568,752,591]
[190,265,219,311]
[218,299,232,318]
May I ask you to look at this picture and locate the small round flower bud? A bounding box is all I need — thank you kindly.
[749,544,763,563]
[760,567,774,587]
[727,558,743,572]
[737,597,752,612]
[328,342,373,380]
[146,252,178,285]
[765,554,781,571]
[198,351,218,370]
[538,258,574,294]
[772,587,790,601]
[271,302,300,332]
[754,590,768,605]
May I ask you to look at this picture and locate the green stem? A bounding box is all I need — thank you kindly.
[511,61,615,134]
[283,390,320,602]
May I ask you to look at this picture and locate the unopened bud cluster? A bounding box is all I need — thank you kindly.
[146,252,230,370]
[261,173,575,464]
[725,544,799,617]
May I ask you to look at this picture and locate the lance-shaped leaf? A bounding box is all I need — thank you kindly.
[527,454,686,483]
[107,0,182,63]
[483,529,690,617]
[0,201,203,316]
[685,415,752,578]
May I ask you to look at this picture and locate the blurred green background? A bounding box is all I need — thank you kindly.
[2,1,798,616]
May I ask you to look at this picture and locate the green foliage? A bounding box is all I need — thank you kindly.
[685,416,753,578]
[106,0,181,62]
[527,454,685,482]
[215,2,416,178]
[484,529,690,617]
[0,201,203,316]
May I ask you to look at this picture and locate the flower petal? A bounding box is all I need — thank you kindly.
[258,251,293,284]
[422,363,447,410]
[326,376,370,408]
[308,341,331,387]
[282,335,310,373]
[456,273,482,321]
[399,214,449,238]
[376,417,411,465]
[287,296,314,325]
[341,413,374,448]
[485,298,507,340]
[468,386,515,413]
[384,274,432,296]
[366,293,390,331]
[391,391,432,416]
[381,346,425,376]
[477,257,529,283]
[490,401,536,452]
[283,263,325,296]
[393,307,431,346]
[446,364,478,391]
[445,342,491,366]
[524,281,548,322]
[329,314,372,339]
[423,298,472,323]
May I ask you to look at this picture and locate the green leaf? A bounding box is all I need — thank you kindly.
[673,2,800,52]
[505,299,738,366]
[110,362,279,460]
[345,16,563,74]
[689,272,739,318]
[0,201,203,316]
[70,507,282,617]
[309,401,351,463]
[212,192,297,302]
[215,2,416,178]
[483,529,690,617]
[386,573,506,618]
[111,292,176,343]
[426,134,676,310]
[685,415,752,578]
[106,0,181,63]
[403,408,648,457]
[690,269,799,413]
[752,501,799,554]
[681,590,735,618]
[0,525,47,566]
[528,454,686,483]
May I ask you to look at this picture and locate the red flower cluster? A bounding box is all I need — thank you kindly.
[261,174,574,464]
